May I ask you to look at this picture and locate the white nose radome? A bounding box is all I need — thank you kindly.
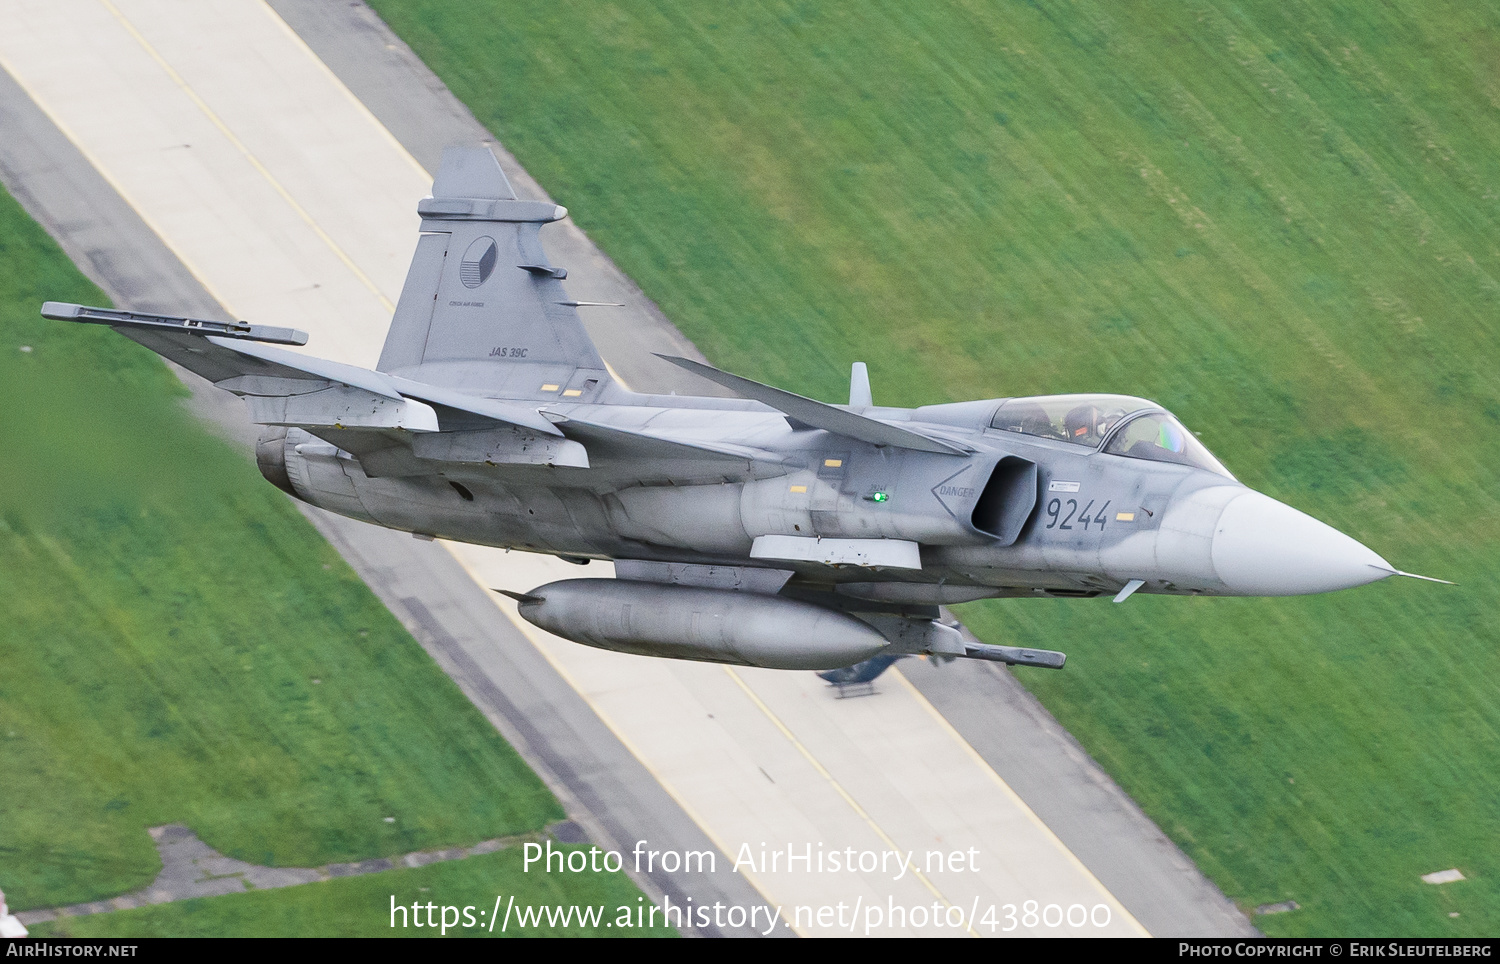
[1211,490,1392,596]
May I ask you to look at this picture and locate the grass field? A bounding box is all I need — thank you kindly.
[0,185,576,914]
[26,845,673,938]
[370,0,1500,936]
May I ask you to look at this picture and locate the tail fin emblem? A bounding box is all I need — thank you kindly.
[459,236,498,288]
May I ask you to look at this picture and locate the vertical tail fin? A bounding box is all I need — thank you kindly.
[377,147,610,401]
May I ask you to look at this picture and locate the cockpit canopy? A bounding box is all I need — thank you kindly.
[989,394,1233,478]
[990,394,1155,447]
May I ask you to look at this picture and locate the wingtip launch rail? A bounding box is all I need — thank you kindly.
[41,301,308,346]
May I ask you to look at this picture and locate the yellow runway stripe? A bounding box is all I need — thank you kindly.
[258,1,432,183]
[98,0,396,314]
[723,666,982,938]
[479,587,785,929]
[890,668,1151,937]
[0,58,240,324]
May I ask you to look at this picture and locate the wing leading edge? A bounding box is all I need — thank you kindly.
[655,355,969,456]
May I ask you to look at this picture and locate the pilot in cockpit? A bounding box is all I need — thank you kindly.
[1063,403,1124,447]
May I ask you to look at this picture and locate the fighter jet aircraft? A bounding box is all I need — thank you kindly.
[41,147,1446,673]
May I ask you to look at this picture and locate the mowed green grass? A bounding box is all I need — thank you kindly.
[370,0,1500,936]
[0,185,565,912]
[27,846,674,938]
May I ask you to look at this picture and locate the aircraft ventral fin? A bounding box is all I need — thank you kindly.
[655,355,969,456]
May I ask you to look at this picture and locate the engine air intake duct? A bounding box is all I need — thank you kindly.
[971,456,1038,545]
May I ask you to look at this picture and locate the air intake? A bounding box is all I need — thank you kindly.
[971,456,1038,546]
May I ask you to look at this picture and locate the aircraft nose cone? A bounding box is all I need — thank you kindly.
[1211,490,1392,595]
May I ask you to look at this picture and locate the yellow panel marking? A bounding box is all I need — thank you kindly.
[823,459,843,468]
[1116,512,1136,522]
[562,389,583,397]
[540,384,560,392]
[789,485,808,493]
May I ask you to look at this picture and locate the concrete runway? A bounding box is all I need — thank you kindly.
[0,0,1255,937]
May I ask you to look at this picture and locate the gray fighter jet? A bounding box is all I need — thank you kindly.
[42,148,1446,674]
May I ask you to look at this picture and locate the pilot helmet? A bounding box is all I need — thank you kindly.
[1064,404,1105,443]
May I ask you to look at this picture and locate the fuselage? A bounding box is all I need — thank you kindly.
[263,387,1392,602]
